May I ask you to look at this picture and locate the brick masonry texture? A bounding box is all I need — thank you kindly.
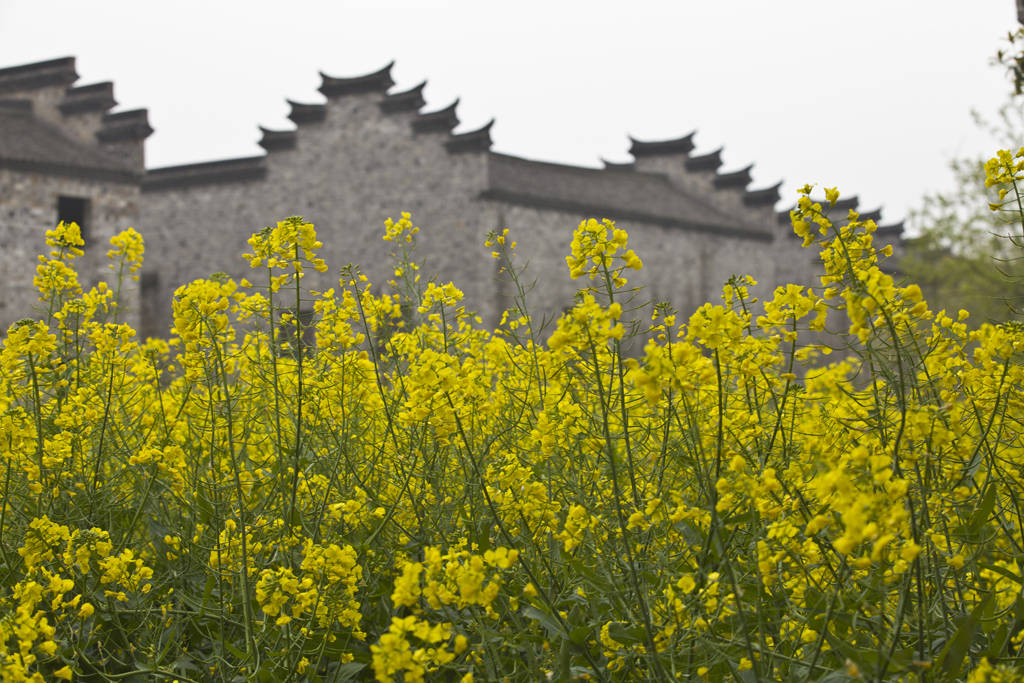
[0,57,903,337]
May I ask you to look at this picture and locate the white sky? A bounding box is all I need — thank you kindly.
[0,1,1017,227]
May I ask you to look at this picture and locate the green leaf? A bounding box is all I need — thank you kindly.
[569,625,591,645]
[523,604,566,639]
[967,483,998,536]
[936,594,993,678]
[331,662,366,681]
[982,622,1010,659]
[608,622,646,645]
[978,562,1023,584]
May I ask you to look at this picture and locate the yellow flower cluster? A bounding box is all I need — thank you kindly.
[391,546,517,614]
[106,227,145,280]
[1,517,154,681]
[244,216,327,275]
[370,615,466,683]
[0,204,1020,681]
[565,218,643,284]
[547,294,624,353]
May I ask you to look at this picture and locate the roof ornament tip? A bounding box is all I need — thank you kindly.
[318,61,396,97]
[628,130,697,157]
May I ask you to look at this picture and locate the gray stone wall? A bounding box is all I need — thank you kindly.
[135,90,841,338]
[0,57,907,344]
[0,168,141,332]
[140,92,495,335]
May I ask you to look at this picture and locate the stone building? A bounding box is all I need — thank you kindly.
[0,56,903,338]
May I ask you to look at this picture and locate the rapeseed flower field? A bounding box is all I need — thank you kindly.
[1,162,1024,680]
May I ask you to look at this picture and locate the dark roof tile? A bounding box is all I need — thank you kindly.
[143,156,266,191]
[486,152,769,239]
[413,99,459,133]
[743,181,782,207]
[97,108,153,142]
[685,147,723,172]
[258,126,296,152]
[380,81,426,113]
[714,164,752,189]
[0,56,77,93]
[60,82,116,114]
[0,101,138,181]
[319,62,395,97]
[859,207,883,223]
[445,119,494,153]
[601,159,635,170]
[287,99,326,124]
[629,132,696,157]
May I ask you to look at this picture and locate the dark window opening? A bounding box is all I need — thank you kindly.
[140,271,159,292]
[56,196,90,244]
[139,271,161,340]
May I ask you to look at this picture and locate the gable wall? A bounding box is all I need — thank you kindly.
[0,168,141,330]
[0,58,906,340]
[139,92,494,335]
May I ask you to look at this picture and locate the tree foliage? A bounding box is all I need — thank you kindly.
[904,100,1024,323]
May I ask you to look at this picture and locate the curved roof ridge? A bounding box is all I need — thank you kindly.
[258,126,297,152]
[858,206,883,222]
[98,108,153,142]
[601,158,636,171]
[0,56,77,94]
[713,163,753,189]
[380,81,426,113]
[876,220,904,236]
[485,152,771,239]
[629,131,696,157]
[286,99,326,124]
[0,103,138,181]
[319,61,395,97]
[143,155,266,190]
[60,81,116,114]
[685,146,723,172]
[743,180,782,207]
[412,98,459,133]
[445,118,494,154]
[776,198,902,239]
[823,196,860,212]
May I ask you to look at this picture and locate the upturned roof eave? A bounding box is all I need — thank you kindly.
[319,61,395,97]
[628,131,696,157]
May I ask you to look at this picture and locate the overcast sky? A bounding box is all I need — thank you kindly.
[0,1,1017,228]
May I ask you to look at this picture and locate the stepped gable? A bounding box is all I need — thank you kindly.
[484,152,770,240]
[744,181,782,207]
[445,119,494,154]
[0,98,137,181]
[98,109,153,142]
[60,82,116,114]
[775,195,865,225]
[258,126,296,151]
[775,195,902,240]
[413,99,459,133]
[714,164,753,190]
[628,132,696,157]
[830,196,859,213]
[685,147,723,172]
[0,56,77,93]
[287,99,326,124]
[143,156,267,191]
[319,62,395,97]
[875,220,904,238]
[380,81,426,113]
[858,207,882,223]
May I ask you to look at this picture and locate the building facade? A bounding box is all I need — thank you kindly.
[0,56,902,338]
